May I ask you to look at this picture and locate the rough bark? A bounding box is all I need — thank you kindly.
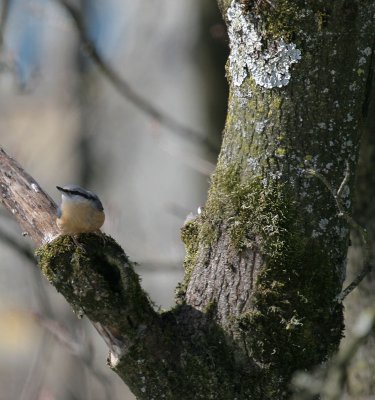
[0,148,59,246]
[178,0,375,397]
[1,1,375,399]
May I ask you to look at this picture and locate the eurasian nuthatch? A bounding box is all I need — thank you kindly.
[56,185,105,235]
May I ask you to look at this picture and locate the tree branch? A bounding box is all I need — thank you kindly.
[0,148,59,246]
[0,147,157,369]
[0,148,249,399]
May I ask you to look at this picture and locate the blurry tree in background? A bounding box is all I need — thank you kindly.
[1,0,375,400]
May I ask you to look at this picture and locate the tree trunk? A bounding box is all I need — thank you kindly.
[1,1,374,399]
[177,0,375,397]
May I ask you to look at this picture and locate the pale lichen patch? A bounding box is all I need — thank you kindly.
[226,0,301,90]
[362,47,372,56]
[31,183,39,193]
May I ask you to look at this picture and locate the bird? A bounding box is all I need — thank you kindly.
[56,184,105,235]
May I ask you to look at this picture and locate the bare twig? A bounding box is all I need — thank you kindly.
[338,260,373,302]
[305,167,371,302]
[57,0,218,156]
[306,168,367,244]
[336,163,350,199]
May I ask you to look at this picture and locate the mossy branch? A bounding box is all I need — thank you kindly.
[35,234,158,361]
[0,149,158,383]
[0,147,158,362]
[0,148,251,399]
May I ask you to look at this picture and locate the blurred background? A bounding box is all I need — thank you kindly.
[0,1,375,399]
[0,0,228,398]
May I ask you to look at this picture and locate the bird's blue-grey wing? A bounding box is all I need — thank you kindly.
[56,205,62,218]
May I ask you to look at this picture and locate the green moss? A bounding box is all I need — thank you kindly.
[179,162,299,259]
[179,164,344,394]
[275,147,287,157]
[180,219,200,263]
[176,218,201,302]
[36,235,75,283]
[244,0,333,43]
[244,0,302,40]
[36,233,154,333]
[202,163,298,255]
[236,204,344,391]
[178,165,255,300]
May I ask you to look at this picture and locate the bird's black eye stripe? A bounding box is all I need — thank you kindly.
[66,189,95,201]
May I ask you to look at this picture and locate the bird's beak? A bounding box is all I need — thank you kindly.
[56,186,65,192]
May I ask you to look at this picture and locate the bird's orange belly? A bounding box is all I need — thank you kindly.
[56,202,105,234]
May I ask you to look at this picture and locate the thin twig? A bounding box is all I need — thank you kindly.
[305,168,371,302]
[57,0,218,156]
[336,162,350,199]
[338,263,373,302]
[306,168,367,245]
